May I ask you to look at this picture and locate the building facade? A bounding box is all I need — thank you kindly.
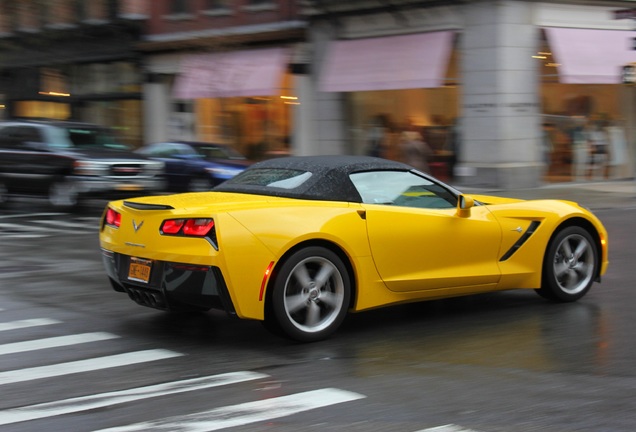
[140,0,305,160]
[301,0,636,188]
[1,0,635,188]
[0,0,148,146]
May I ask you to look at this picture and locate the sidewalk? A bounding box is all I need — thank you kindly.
[460,180,636,211]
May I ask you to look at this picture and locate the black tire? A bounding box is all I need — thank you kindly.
[536,226,598,302]
[48,178,80,211]
[267,246,351,342]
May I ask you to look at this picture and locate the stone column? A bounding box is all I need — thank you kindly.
[305,21,348,156]
[456,0,542,189]
[142,74,170,145]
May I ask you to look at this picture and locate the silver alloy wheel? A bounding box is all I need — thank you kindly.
[49,180,79,208]
[552,233,595,295]
[282,256,345,334]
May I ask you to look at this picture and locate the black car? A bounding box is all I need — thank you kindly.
[0,120,164,209]
[136,141,250,192]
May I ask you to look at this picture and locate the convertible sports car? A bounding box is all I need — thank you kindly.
[99,156,609,342]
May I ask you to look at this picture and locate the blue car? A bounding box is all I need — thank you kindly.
[137,141,250,192]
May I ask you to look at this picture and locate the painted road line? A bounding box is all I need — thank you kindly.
[416,426,482,432]
[32,219,98,229]
[0,318,61,332]
[0,233,46,239]
[0,332,119,356]
[0,371,269,426]
[0,213,65,220]
[0,222,53,232]
[94,387,366,432]
[0,349,182,386]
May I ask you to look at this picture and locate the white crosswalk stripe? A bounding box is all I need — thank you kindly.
[0,310,370,431]
[0,318,61,332]
[0,213,100,239]
[0,332,119,356]
[0,371,268,426]
[416,426,482,432]
[0,349,182,386]
[93,388,366,432]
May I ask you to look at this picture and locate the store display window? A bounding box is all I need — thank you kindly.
[538,31,631,182]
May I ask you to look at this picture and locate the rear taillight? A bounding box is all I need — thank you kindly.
[160,218,214,237]
[105,208,121,228]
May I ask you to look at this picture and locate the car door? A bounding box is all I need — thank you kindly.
[351,170,502,292]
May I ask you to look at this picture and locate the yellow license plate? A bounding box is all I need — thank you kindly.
[128,257,152,283]
[117,184,142,191]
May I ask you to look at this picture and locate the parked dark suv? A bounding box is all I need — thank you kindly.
[0,120,164,209]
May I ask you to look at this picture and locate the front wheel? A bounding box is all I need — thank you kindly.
[267,246,351,342]
[536,226,598,302]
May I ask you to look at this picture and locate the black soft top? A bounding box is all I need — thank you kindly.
[214,155,412,202]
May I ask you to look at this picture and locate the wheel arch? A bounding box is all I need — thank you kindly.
[545,216,603,281]
[263,239,358,317]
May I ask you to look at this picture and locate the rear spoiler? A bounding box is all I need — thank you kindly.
[123,201,174,210]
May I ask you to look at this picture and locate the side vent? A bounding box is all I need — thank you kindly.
[500,221,541,262]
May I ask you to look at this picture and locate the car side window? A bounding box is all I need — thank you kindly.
[0,126,44,149]
[17,127,43,146]
[350,170,457,209]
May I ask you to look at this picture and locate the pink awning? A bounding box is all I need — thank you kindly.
[319,31,454,92]
[173,47,289,99]
[545,27,636,84]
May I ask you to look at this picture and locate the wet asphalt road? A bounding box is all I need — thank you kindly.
[0,197,635,432]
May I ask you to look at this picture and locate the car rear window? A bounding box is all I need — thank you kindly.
[226,168,312,189]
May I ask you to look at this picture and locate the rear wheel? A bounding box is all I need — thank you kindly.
[267,246,351,342]
[48,178,80,210]
[536,226,597,302]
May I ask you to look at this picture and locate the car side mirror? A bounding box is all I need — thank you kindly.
[456,194,474,218]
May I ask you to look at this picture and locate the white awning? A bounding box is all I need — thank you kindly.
[544,27,636,84]
[319,31,454,92]
[173,47,289,99]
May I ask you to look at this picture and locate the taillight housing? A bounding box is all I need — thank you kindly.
[160,218,215,238]
[104,208,121,228]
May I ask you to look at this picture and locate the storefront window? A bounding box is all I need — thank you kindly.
[14,100,70,120]
[179,71,293,160]
[345,44,460,181]
[78,99,143,147]
[539,33,630,182]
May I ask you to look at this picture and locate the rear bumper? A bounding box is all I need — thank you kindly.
[101,248,236,315]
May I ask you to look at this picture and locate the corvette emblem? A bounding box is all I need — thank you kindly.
[132,219,144,232]
[512,226,523,233]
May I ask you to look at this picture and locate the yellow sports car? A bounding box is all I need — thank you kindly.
[99,156,609,342]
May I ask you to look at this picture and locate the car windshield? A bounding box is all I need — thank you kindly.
[225,168,312,189]
[61,127,130,150]
[192,145,246,160]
